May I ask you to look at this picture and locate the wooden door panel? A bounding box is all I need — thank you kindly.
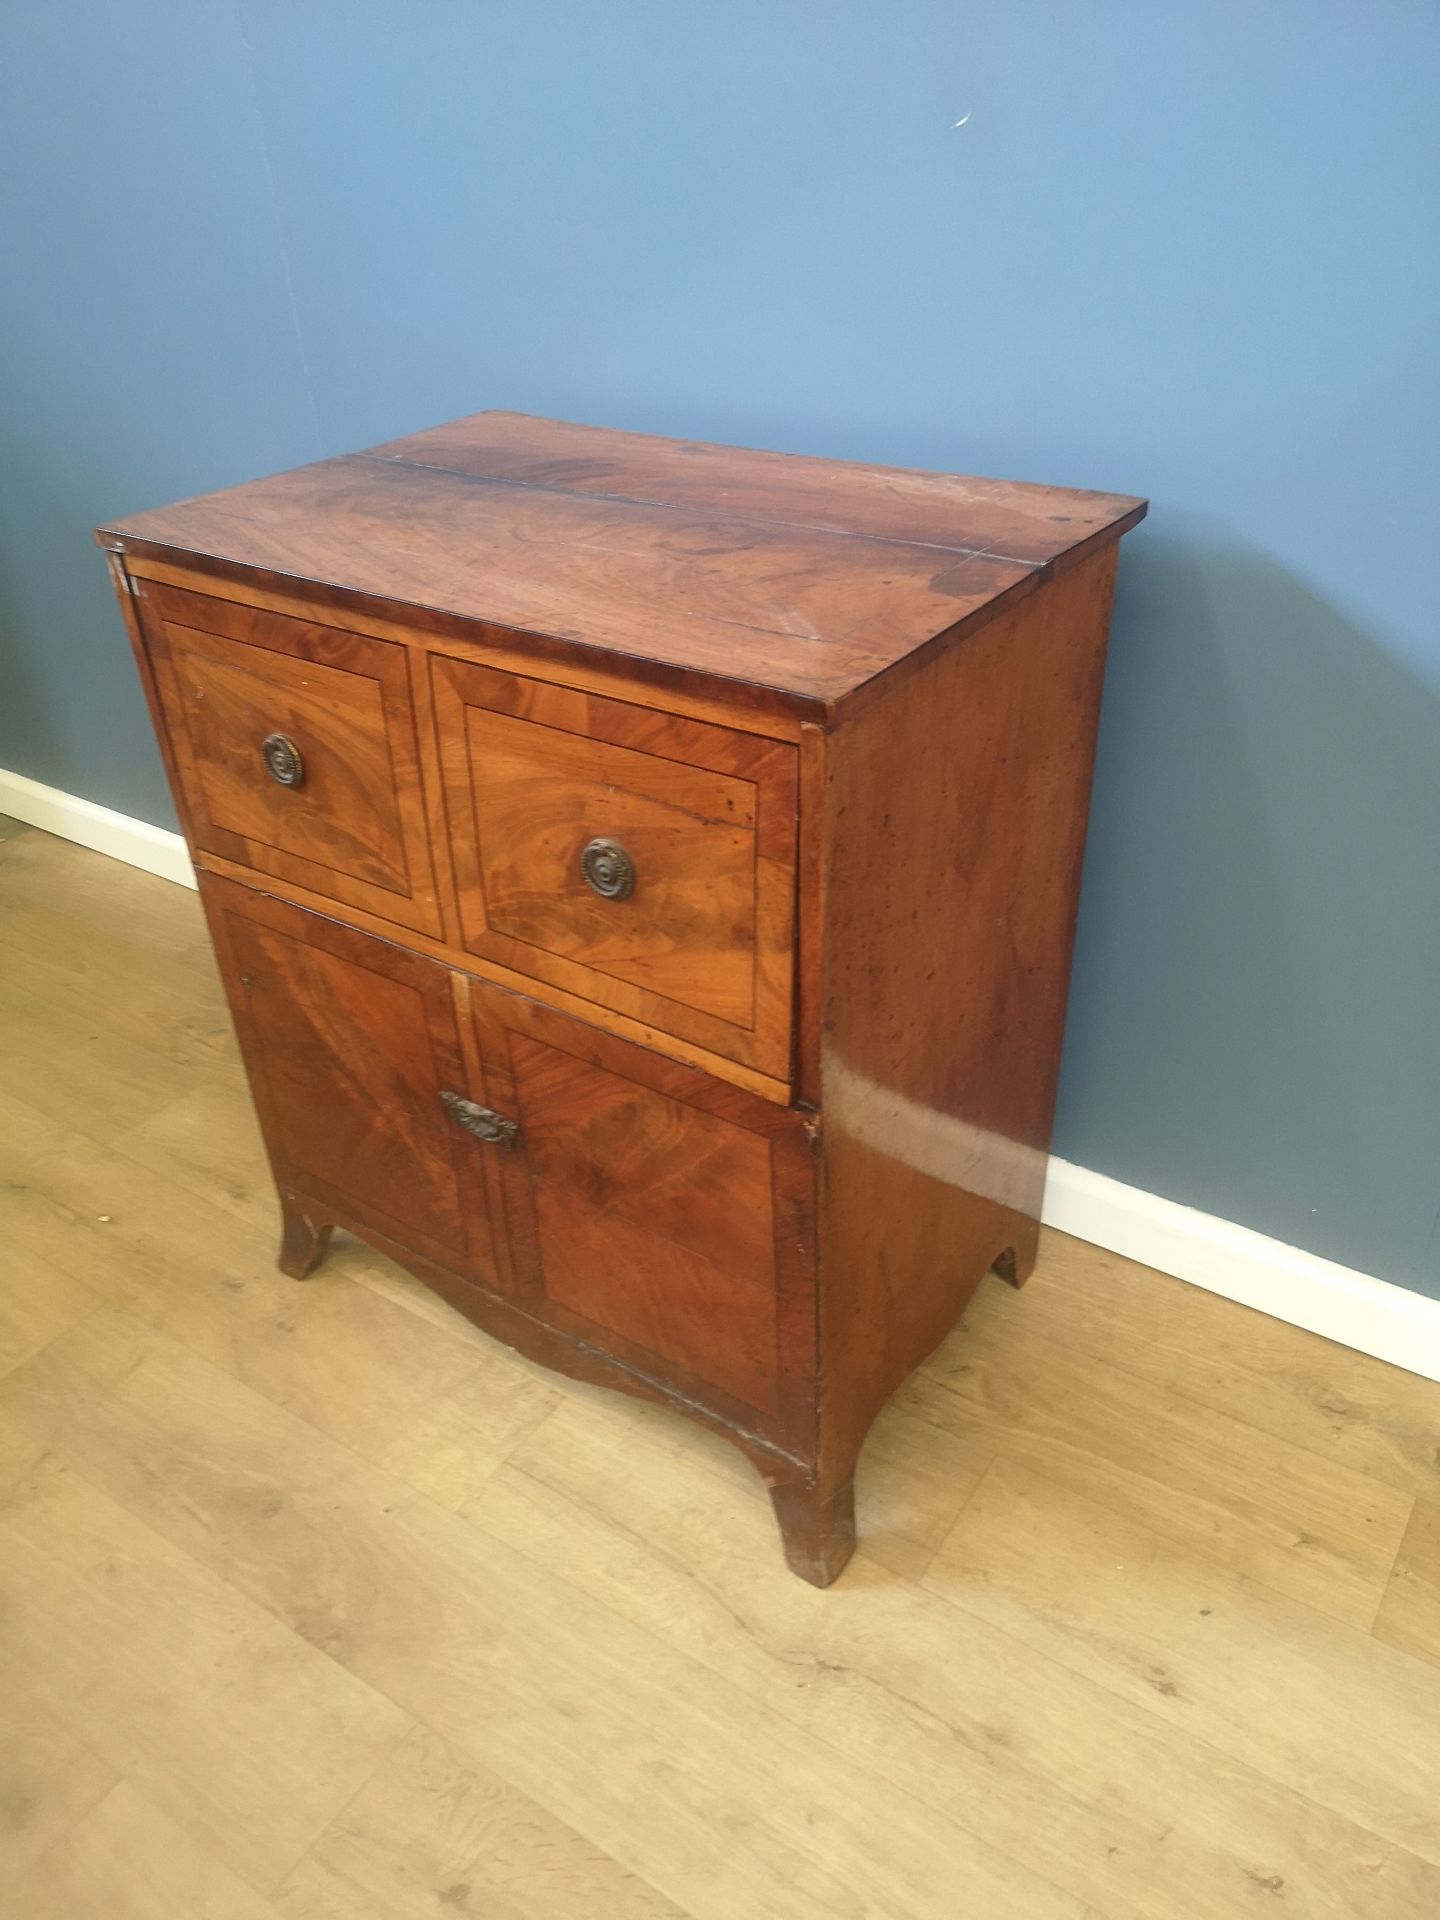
[141,582,443,936]
[470,978,815,1439]
[509,1032,778,1407]
[201,876,502,1285]
[432,656,797,1079]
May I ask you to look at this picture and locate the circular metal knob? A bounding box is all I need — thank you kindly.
[261,732,304,789]
[579,837,635,901]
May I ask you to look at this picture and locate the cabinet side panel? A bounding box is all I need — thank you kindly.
[817,544,1120,1476]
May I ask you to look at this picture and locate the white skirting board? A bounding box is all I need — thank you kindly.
[0,767,195,889]
[5,765,1438,1384]
[1041,1160,1440,1383]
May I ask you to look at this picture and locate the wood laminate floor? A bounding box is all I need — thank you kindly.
[1,813,1438,1919]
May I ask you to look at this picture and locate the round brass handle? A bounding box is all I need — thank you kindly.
[580,837,635,901]
[261,732,304,789]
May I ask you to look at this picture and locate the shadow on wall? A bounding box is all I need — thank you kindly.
[0,451,184,829]
[0,476,100,806]
[1057,519,1440,1297]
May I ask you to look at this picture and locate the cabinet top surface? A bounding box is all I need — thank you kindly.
[98,411,1145,712]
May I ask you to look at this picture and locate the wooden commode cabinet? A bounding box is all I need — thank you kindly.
[98,412,1144,1584]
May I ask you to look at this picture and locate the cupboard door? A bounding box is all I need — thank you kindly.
[468,975,815,1442]
[140,581,443,937]
[201,876,503,1286]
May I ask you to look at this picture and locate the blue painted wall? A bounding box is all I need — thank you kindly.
[2,1,1437,1295]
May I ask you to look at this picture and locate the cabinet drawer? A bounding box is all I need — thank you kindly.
[139,582,442,937]
[431,656,798,1079]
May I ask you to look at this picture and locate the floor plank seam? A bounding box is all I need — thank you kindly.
[915,1365,1411,1629]
[265,1715,419,1905]
[935,1305,1439,1510]
[918,1519,1440,1862]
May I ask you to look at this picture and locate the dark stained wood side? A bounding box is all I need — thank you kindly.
[812,544,1122,1503]
[278,1195,333,1280]
[766,1475,857,1588]
[793,722,828,1109]
[368,409,1148,568]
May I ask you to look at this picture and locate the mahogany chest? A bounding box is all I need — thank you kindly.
[97,412,1144,1584]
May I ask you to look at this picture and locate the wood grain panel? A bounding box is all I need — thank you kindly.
[100,414,1144,720]
[194,845,793,1104]
[191,873,815,1463]
[199,876,502,1286]
[508,1033,780,1412]
[137,581,442,936]
[103,454,1037,713]
[471,979,817,1447]
[462,710,756,1022]
[370,409,1149,570]
[812,547,1121,1512]
[172,625,410,887]
[432,654,797,1078]
[121,556,806,742]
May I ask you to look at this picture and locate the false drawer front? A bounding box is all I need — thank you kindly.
[138,581,443,937]
[430,655,799,1080]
